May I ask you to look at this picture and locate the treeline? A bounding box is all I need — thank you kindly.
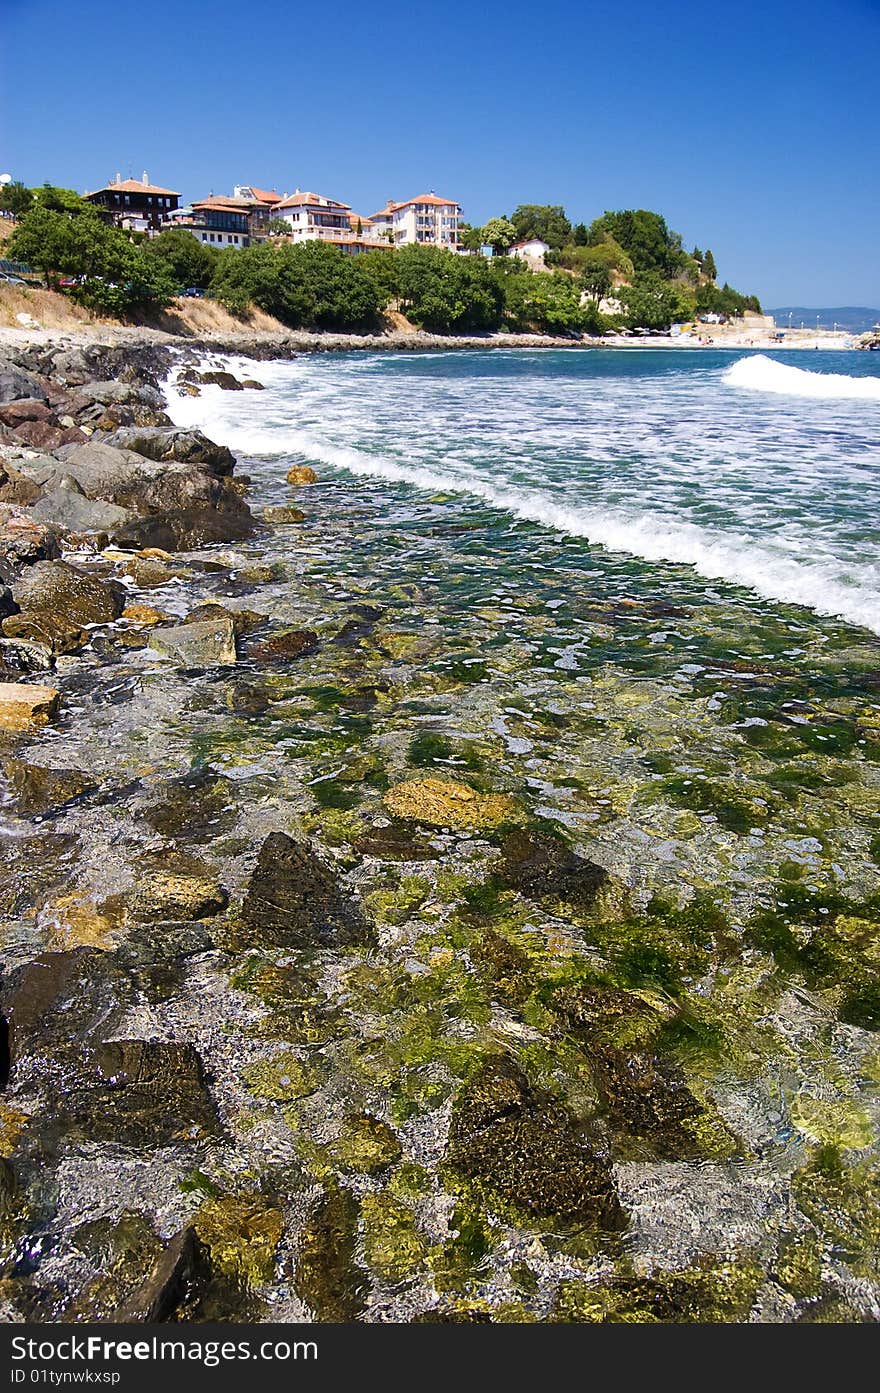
[3,181,761,333]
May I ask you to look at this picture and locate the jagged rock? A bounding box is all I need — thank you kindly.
[0,461,42,506]
[0,365,48,405]
[102,427,235,475]
[10,419,84,451]
[0,398,54,426]
[1,759,96,818]
[238,831,375,949]
[0,509,62,576]
[248,628,318,664]
[0,681,59,731]
[79,380,165,410]
[445,1056,624,1227]
[11,560,126,627]
[122,603,167,626]
[109,1227,209,1323]
[0,636,53,676]
[149,616,237,668]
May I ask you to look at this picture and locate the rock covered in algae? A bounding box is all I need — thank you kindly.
[192,1195,284,1288]
[127,872,229,922]
[323,1114,402,1175]
[149,615,237,668]
[552,1265,760,1323]
[286,465,318,486]
[496,827,627,918]
[383,777,517,831]
[1,759,95,818]
[444,1055,624,1227]
[360,1191,432,1283]
[238,831,375,949]
[293,1185,367,1320]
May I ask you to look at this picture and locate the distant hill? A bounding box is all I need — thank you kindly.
[768,306,880,333]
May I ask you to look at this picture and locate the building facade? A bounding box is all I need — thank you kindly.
[269,191,352,243]
[369,194,460,249]
[84,174,179,232]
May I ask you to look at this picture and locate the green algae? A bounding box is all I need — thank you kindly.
[293,1185,367,1321]
[551,1261,762,1323]
[361,1192,432,1283]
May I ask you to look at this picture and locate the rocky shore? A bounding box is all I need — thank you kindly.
[1,334,879,1325]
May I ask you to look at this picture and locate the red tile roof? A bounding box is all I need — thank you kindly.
[244,187,282,205]
[87,179,180,196]
[275,190,351,211]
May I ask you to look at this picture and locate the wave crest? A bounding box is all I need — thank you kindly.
[723,354,880,401]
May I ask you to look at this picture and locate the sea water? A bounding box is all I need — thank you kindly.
[171,348,880,634]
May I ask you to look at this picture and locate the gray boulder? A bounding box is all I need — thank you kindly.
[79,380,166,410]
[0,364,49,405]
[29,477,135,534]
[102,426,235,475]
[12,559,126,627]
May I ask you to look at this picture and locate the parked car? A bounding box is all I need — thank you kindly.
[181,286,205,298]
[0,272,27,285]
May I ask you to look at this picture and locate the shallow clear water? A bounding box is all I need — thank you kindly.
[171,348,880,634]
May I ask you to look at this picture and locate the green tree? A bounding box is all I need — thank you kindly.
[145,228,219,291]
[702,248,717,281]
[456,222,484,253]
[390,244,503,332]
[8,206,174,315]
[587,209,686,278]
[32,184,91,216]
[501,268,590,334]
[617,271,695,330]
[0,181,34,219]
[481,217,517,254]
[510,204,572,251]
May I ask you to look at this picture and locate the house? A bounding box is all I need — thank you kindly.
[269,191,352,243]
[510,238,549,262]
[231,186,283,238]
[368,194,460,249]
[84,173,179,233]
[176,196,252,249]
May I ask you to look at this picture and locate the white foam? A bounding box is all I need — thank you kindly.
[724,353,880,401]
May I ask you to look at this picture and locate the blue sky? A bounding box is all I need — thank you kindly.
[1,0,878,305]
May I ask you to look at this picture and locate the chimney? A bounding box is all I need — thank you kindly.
[142,170,149,185]
[115,171,121,184]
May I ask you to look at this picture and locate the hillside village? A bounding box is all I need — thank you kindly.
[81,174,478,257]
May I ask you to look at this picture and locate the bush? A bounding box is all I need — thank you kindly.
[617,271,695,330]
[145,228,219,291]
[211,239,386,330]
[388,245,504,333]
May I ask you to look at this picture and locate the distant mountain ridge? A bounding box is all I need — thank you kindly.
[768,307,880,333]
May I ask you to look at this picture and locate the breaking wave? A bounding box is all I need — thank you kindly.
[165,351,880,636]
[724,353,880,401]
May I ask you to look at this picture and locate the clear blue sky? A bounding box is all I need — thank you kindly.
[2,0,878,305]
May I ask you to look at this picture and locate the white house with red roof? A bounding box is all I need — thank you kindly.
[269,190,353,243]
[369,193,460,249]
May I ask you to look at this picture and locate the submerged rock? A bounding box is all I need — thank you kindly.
[68,1040,222,1145]
[293,1186,367,1321]
[109,1226,209,1323]
[383,778,517,831]
[238,831,375,949]
[248,628,318,664]
[127,873,228,922]
[496,828,627,918]
[149,616,237,668]
[445,1055,624,1227]
[11,560,125,628]
[1,759,95,818]
[263,505,305,525]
